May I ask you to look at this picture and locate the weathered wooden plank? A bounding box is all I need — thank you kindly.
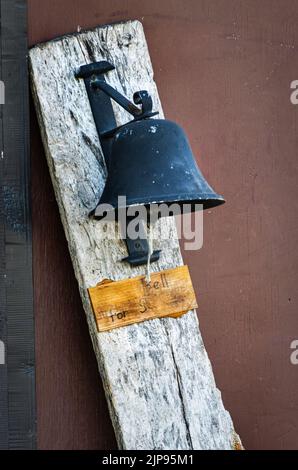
[29,20,240,450]
[89,266,198,332]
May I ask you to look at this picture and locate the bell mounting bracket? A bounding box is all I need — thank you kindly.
[121,219,161,267]
[75,60,160,267]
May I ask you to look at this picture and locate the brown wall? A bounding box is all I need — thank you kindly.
[28,0,298,450]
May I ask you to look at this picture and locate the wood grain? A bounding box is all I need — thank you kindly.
[29,20,238,450]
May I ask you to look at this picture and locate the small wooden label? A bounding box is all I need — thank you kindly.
[88,265,198,332]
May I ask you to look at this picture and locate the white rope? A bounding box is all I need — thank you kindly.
[146,223,154,284]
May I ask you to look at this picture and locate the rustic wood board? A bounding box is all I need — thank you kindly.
[29,20,239,450]
[89,266,198,331]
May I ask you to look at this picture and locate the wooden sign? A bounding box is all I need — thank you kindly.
[88,265,198,332]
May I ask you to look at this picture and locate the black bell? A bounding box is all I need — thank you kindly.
[95,118,224,218]
[76,60,225,265]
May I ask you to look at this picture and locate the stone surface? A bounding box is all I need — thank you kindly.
[29,20,239,450]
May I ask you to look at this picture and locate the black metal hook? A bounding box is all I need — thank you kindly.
[90,79,153,119]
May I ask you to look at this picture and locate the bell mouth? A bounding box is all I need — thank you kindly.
[92,193,225,220]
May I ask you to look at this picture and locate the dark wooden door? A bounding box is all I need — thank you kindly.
[28,0,298,450]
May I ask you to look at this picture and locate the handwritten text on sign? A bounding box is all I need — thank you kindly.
[88,265,198,332]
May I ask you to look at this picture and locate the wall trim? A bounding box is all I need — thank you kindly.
[0,0,36,450]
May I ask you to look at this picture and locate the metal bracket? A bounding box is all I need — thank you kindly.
[75,61,117,169]
[75,61,158,163]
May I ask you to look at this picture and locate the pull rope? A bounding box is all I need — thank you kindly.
[146,223,154,284]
